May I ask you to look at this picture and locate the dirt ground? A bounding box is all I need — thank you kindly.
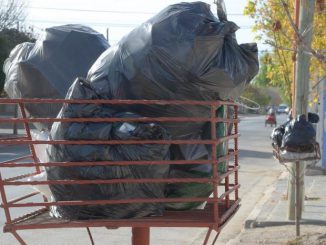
[231,225,326,245]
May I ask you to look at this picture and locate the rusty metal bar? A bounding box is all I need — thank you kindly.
[8,208,48,226]
[11,230,27,245]
[0,155,32,164]
[4,172,39,182]
[6,191,40,205]
[218,185,240,200]
[0,98,238,106]
[0,172,12,226]
[0,134,240,145]
[18,103,41,174]
[0,152,237,168]
[224,106,230,209]
[211,104,219,226]
[132,227,150,245]
[219,199,241,224]
[4,177,215,186]
[0,117,239,124]
[10,219,217,230]
[234,105,239,201]
[6,197,221,208]
[203,227,213,245]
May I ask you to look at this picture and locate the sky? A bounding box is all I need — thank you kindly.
[23,0,268,52]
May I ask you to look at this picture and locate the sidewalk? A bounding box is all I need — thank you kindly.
[228,170,326,245]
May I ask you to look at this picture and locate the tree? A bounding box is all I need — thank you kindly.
[241,84,271,107]
[252,53,272,87]
[244,0,326,103]
[0,0,26,30]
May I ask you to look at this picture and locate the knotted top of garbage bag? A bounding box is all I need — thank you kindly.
[87,1,259,101]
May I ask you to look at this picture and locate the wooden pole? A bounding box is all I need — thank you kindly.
[291,0,300,115]
[288,0,316,221]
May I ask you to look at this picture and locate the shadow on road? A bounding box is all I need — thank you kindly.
[239,149,273,159]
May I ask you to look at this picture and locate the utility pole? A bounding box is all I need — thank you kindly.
[288,0,316,222]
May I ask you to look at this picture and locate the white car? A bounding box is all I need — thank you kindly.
[277,104,288,114]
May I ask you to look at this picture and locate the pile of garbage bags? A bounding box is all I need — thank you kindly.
[3,24,109,130]
[271,113,319,160]
[46,1,258,219]
[4,2,259,219]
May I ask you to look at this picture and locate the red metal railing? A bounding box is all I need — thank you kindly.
[0,98,240,245]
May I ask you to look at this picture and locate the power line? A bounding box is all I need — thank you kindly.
[25,19,254,29]
[27,6,246,16]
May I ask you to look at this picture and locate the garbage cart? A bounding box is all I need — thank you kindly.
[0,98,240,245]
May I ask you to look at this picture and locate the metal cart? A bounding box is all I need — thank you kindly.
[0,98,240,245]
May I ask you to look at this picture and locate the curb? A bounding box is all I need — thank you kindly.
[243,170,288,229]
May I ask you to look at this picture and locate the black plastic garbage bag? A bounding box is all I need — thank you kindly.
[84,1,257,210]
[282,114,316,152]
[308,112,319,124]
[4,24,109,129]
[47,1,258,217]
[87,1,258,139]
[165,106,229,210]
[47,79,170,219]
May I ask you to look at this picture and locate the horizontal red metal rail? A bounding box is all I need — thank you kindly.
[4,172,39,182]
[219,199,241,224]
[0,134,239,145]
[3,177,215,185]
[0,98,238,106]
[6,197,222,208]
[6,191,40,205]
[0,152,237,168]
[0,155,33,164]
[0,117,239,124]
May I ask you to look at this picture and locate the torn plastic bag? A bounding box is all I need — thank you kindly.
[165,106,229,210]
[28,130,53,200]
[4,25,109,130]
[47,79,170,219]
[282,114,316,152]
[31,130,50,163]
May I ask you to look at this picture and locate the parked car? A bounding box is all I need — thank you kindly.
[277,104,288,114]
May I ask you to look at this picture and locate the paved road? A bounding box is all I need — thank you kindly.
[213,114,286,244]
[0,114,288,244]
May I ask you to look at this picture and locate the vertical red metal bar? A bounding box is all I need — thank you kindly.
[18,102,41,173]
[234,105,239,200]
[211,103,219,225]
[224,105,230,209]
[203,227,212,245]
[0,172,12,226]
[11,230,27,245]
[132,227,150,245]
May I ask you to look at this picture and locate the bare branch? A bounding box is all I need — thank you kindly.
[279,0,326,64]
[0,0,26,30]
